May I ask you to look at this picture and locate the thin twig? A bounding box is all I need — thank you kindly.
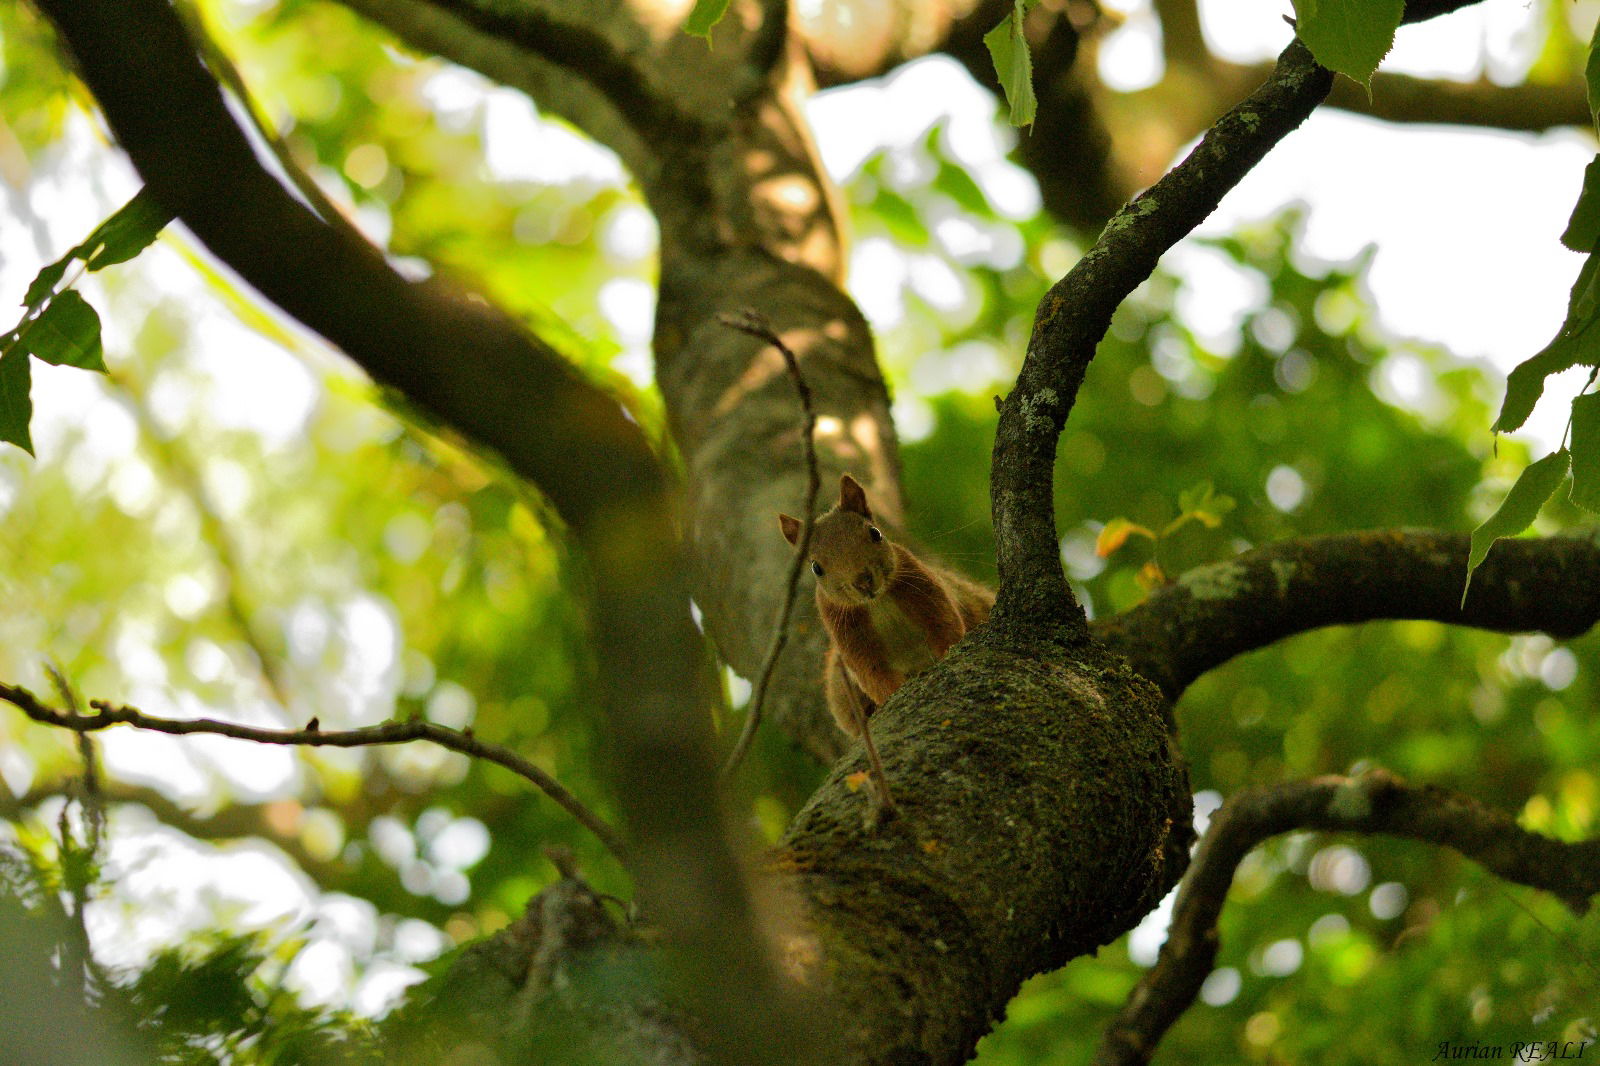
[1094,769,1600,1066]
[0,680,633,873]
[719,309,820,776]
[46,664,104,854]
[44,665,113,992]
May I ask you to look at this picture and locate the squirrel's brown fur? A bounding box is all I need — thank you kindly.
[780,474,994,737]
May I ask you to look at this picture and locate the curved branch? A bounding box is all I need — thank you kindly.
[1095,530,1600,701]
[28,6,802,1062]
[990,38,1333,636]
[0,681,631,869]
[1095,768,1600,1066]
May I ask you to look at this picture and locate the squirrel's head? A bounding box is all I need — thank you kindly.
[779,474,896,606]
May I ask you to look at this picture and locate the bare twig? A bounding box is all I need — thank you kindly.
[0,680,632,872]
[46,665,104,854]
[1094,769,1600,1066]
[719,310,820,776]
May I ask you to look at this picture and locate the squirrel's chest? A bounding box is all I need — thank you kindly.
[862,596,939,675]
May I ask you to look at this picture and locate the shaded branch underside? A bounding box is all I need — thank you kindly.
[1096,530,1600,701]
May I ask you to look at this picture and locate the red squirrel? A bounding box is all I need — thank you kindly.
[780,473,994,740]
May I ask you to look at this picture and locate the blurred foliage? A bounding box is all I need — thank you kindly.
[1,0,1598,1062]
[1,832,380,1064]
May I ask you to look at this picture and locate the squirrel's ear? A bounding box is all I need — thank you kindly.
[839,474,872,518]
[779,513,802,546]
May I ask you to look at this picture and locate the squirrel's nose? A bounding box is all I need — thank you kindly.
[854,571,876,596]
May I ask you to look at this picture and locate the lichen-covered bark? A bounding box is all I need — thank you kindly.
[1095,530,1600,701]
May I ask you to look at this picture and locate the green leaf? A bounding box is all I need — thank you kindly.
[1464,449,1570,602]
[1496,251,1600,432]
[13,291,105,372]
[1587,15,1600,135]
[683,0,731,38]
[1562,156,1600,252]
[21,258,70,311]
[985,3,1037,128]
[0,349,33,455]
[1177,480,1215,514]
[1174,479,1236,530]
[1292,0,1404,93]
[78,187,173,271]
[18,188,172,311]
[1569,392,1600,512]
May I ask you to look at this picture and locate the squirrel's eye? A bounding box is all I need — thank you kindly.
[868,526,882,543]
[811,561,824,577]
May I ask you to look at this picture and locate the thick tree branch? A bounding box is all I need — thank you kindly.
[338,0,880,761]
[990,38,1333,637]
[1095,530,1600,701]
[1095,768,1600,1066]
[0,681,632,869]
[29,4,799,1062]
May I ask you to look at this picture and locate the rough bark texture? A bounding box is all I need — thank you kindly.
[777,636,1190,1064]
[1096,530,1600,701]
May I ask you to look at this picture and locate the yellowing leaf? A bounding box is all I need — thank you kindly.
[1136,560,1167,590]
[1096,517,1155,557]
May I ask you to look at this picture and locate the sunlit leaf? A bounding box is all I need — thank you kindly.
[683,0,731,39]
[1464,449,1570,602]
[13,292,105,372]
[1178,479,1233,518]
[1096,518,1155,558]
[985,2,1037,128]
[1292,0,1404,93]
[1569,392,1600,512]
[0,349,33,455]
